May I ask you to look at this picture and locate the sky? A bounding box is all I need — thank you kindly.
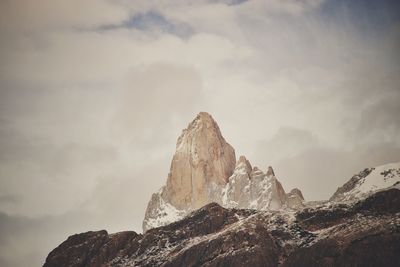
[0,0,400,266]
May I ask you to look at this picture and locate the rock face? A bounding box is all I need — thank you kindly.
[143,112,303,232]
[44,187,400,267]
[165,112,236,210]
[222,161,298,211]
[43,231,140,267]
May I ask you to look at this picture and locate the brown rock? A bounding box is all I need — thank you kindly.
[165,112,236,210]
[43,231,139,267]
[45,189,400,267]
[45,204,279,267]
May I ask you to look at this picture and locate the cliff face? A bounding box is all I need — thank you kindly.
[44,188,400,267]
[143,112,303,232]
[165,112,236,210]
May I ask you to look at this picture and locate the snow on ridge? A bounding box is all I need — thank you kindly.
[357,162,400,193]
[144,194,187,230]
[342,161,400,201]
[233,162,249,175]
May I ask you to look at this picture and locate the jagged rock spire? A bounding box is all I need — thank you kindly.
[266,166,275,177]
[164,112,236,210]
[236,155,252,175]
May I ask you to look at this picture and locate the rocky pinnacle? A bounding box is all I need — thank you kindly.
[165,112,236,210]
[142,112,304,232]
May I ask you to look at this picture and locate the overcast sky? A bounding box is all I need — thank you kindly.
[1,0,400,266]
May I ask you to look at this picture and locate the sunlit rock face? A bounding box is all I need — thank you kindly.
[143,112,304,232]
[165,112,236,210]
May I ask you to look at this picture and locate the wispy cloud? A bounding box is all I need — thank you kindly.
[98,11,193,38]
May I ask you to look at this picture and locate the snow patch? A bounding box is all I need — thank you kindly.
[144,194,187,230]
[342,162,400,201]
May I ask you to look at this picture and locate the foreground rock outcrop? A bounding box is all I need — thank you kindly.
[143,112,304,232]
[44,186,400,267]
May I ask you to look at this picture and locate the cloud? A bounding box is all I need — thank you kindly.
[240,0,325,16]
[253,127,320,166]
[0,0,399,266]
[0,210,119,267]
[0,212,49,267]
[110,63,205,159]
[0,0,128,33]
[99,11,193,38]
[356,92,400,145]
[0,194,20,204]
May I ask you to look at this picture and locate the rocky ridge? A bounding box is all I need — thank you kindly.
[44,182,400,267]
[143,112,304,232]
[330,162,400,202]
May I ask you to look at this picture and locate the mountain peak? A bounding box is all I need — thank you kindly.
[266,166,275,177]
[188,112,217,130]
[177,112,223,150]
[235,155,252,174]
[143,112,304,232]
[167,112,236,208]
[143,112,237,231]
[330,162,400,202]
[289,188,304,200]
[197,111,214,120]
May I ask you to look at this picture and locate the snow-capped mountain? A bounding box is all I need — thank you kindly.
[143,112,304,232]
[330,162,400,202]
[43,112,400,267]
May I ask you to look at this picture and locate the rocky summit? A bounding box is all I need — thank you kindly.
[143,112,304,232]
[44,112,400,267]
